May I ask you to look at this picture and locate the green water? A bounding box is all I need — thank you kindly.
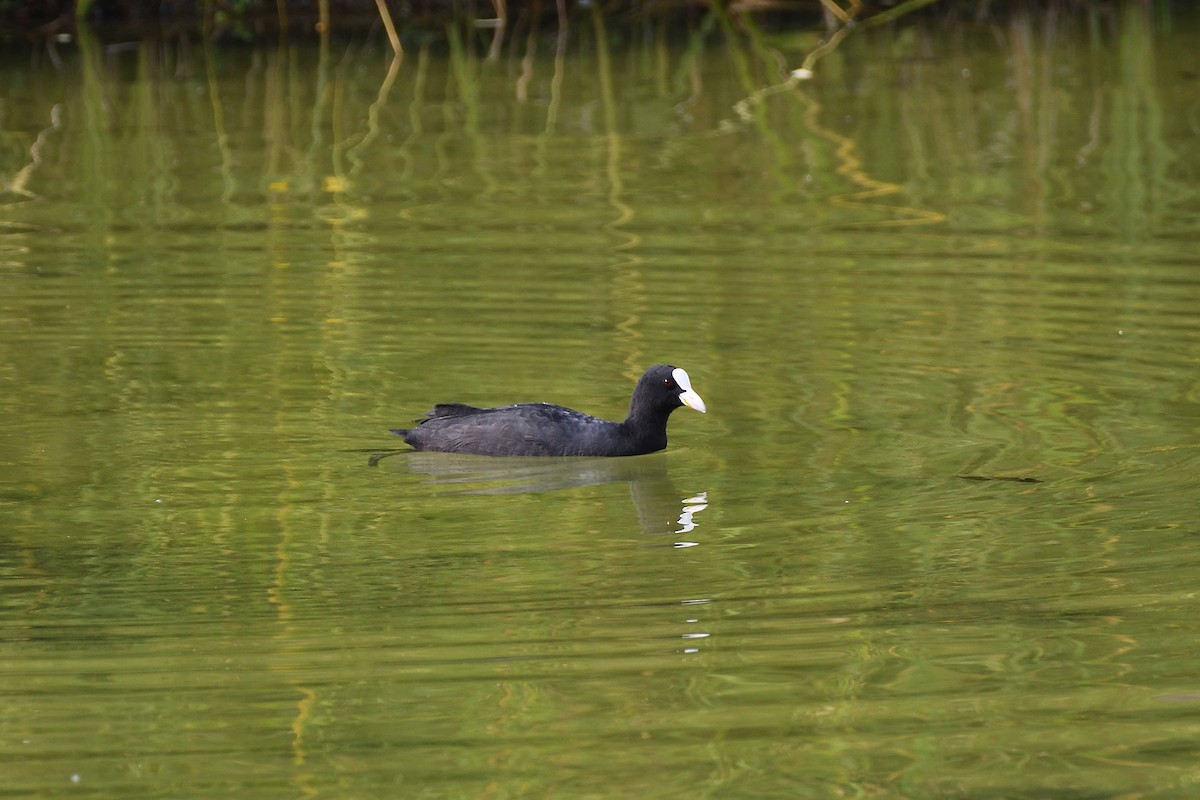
[3,7,1200,798]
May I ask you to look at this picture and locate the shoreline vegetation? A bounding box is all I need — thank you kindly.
[2,2,1188,97]
[2,1,1188,47]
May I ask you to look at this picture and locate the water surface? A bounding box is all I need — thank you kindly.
[3,7,1200,798]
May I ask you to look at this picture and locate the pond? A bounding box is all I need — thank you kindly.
[2,5,1200,798]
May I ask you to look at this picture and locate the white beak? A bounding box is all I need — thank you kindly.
[672,367,707,413]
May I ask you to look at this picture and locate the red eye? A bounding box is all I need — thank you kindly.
[662,378,673,387]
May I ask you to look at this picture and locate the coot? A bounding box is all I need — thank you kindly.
[391,364,706,457]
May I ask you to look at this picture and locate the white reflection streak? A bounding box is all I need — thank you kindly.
[674,491,708,548]
[680,599,711,655]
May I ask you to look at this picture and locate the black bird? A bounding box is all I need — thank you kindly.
[391,364,706,457]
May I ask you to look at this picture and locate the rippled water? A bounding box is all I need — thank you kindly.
[3,7,1200,798]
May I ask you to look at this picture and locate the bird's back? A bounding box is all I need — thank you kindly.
[395,402,631,457]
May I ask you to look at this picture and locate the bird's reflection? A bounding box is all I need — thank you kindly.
[370,449,714,655]
[373,450,709,541]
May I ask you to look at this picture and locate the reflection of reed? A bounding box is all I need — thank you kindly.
[76,25,113,232]
[591,5,647,381]
[347,55,404,178]
[515,1,537,102]
[1,106,61,200]
[447,24,498,197]
[1,5,1177,251]
[684,3,945,230]
[204,35,237,206]
[1105,3,1173,241]
[537,0,568,146]
[798,85,948,232]
[397,44,430,210]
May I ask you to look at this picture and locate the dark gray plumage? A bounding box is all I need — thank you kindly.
[391,364,706,457]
